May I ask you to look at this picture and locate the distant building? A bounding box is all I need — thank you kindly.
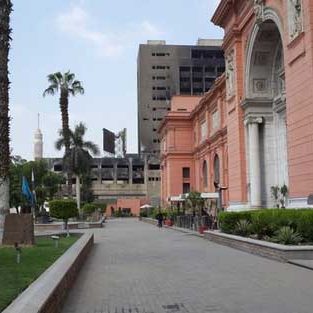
[33,114,43,160]
[45,153,161,214]
[137,39,224,157]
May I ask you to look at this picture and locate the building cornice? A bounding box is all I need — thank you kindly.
[158,113,191,134]
[190,74,226,118]
[193,127,227,154]
[211,0,233,27]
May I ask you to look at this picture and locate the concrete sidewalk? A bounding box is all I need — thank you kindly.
[62,218,313,313]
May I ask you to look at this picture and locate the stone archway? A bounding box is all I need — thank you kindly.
[243,14,288,207]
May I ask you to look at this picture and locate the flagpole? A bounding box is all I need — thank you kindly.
[31,169,35,216]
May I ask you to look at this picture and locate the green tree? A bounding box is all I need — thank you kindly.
[9,156,27,212]
[56,122,99,213]
[49,199,78,236]
[0,0,13,242]
[187,191,204,216]
[42,172,64,200]
[9,158,63,212]
[81,173,94,203]
[43,71,84,197]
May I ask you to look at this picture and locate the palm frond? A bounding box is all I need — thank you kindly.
[43,86,56,97]
[71,80,85,96]
[65,71,75,84]
[55,137,65,150]
[47,73,59,85]
[55,72,63,84]
[74,122,87,137]
[83,141,100,156]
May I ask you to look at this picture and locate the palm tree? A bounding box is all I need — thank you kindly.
[56,122,99,214]
[43,71,84,196]
[0,0,13,242]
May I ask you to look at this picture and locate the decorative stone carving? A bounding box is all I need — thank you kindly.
[253,79,267,93]
[244,116,263,126]
[288,0,303,40]
[226,50,235,97]
[252,0,265,24]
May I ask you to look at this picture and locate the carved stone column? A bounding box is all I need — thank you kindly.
[246,117,263,207]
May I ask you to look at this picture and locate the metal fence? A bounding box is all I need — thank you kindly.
[174,215,215,231]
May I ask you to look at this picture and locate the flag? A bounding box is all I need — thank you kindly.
[22,176,34,205]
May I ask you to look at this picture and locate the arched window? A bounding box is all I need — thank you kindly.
[214,154,220,185]
[203,160,208,188]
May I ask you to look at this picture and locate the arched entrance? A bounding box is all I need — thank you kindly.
[244,14,288,207]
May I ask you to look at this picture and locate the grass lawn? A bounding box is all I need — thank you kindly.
[0,235,79,311]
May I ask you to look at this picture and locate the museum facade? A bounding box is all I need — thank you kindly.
[159,0,313,210]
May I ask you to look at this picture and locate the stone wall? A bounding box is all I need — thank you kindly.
[204,230,313,262]
[3,233,94,313]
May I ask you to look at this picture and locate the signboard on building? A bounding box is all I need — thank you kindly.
[103,128,115,154]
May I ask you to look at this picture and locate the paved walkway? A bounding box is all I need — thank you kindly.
[62,219,313,313]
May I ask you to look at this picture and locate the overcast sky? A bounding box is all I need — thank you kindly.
[9,0,223,160]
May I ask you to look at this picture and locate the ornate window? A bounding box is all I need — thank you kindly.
[200,119,207,142]
[212,110,220,132]
[214,155,220,185]
[203,161,208,188]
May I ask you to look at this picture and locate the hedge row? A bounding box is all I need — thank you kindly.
[218,209,313,242]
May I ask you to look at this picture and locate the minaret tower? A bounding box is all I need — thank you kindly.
[34,113,43,160]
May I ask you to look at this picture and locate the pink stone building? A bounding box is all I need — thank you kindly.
[160,0,313,210]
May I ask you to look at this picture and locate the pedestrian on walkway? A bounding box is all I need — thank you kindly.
[156,211,164,229]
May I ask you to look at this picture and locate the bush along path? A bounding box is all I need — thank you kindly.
[218,209,313,245]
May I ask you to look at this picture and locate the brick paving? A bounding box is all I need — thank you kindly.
[62,219,313,313]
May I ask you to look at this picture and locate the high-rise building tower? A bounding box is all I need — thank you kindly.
[34,113,43,160]
[137,39,224,156]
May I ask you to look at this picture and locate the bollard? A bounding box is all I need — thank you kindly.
[51,235,60,248]
[14,242,21,264]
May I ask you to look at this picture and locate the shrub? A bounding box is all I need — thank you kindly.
[297,212,313,242]
[250,211,276,239]
[218,211,252,234]
[271,226,302,245]
[49,200,78,221]
[82,203,98,215]
[49,200,78,236]
[234,219,251,237]
[219,209,313,243]
[139,211,148,217]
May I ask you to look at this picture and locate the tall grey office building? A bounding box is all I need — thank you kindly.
[137,39,225,157]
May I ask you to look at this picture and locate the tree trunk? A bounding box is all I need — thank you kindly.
[59,88,72,197]
[75,175,81,216]
[64,218,70,237]
[0,0,12,244]
[0,177,9,242]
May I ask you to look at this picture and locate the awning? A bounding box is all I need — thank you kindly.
[170,196,185,202]
[201,192,219,199]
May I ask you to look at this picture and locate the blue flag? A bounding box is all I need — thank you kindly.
[22,176,34,205]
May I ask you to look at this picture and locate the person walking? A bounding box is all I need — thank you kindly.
[156,211,164,229]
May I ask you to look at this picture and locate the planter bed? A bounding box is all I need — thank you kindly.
[204,230,313,262]
[2,232,94,313]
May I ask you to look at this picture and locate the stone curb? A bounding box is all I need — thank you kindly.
[3,232,94,313]
[203,230,313,262]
